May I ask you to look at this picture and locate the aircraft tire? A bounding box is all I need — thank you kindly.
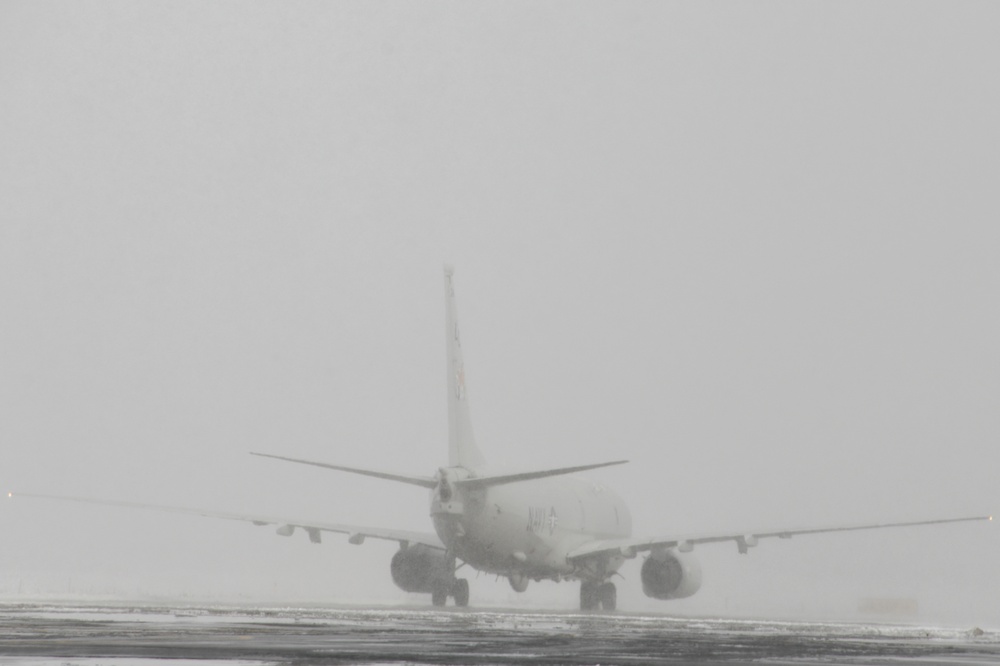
[453,578,470,607]
[431,587,448,607]
[599,582,617,611]
[580,582,600,611]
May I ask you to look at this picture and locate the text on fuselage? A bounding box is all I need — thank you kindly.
[528,506,558,536]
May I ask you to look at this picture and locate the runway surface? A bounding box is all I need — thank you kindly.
[0,602,998,665]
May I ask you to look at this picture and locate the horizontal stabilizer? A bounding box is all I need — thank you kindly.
[457,460,628,489]
[251,452,437,489]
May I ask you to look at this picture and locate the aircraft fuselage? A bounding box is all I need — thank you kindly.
[431,470,632,581]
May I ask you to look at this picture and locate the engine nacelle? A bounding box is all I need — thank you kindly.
[390,544,454,594]
[641,549,702,600]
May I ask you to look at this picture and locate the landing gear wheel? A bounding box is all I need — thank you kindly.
[452,578,470,607]
[431,587,448,607]
[598,582,617,611]
[579,581,600,611]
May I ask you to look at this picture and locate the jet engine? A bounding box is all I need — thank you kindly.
[640,549,702,600]
[390,544,454,594]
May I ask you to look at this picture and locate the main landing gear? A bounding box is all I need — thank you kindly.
[580,581,616,611]
[432,578,470,607]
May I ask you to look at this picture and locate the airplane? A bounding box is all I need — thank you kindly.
[12,266,992,610]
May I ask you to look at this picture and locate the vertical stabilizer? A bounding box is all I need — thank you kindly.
[444,266,486,470]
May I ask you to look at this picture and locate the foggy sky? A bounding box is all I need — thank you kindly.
[1,2,997,624]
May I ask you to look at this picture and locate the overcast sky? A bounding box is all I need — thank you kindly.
[1,2,997,624]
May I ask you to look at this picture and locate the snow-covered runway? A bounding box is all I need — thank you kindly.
[1,603,997,665]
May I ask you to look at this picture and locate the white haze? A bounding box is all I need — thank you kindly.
[1,2,997,627]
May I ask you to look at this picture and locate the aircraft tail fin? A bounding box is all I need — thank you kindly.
[444,266,487,470]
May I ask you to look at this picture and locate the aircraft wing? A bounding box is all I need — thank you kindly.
[566,514,991,561]
[10,492,445,550]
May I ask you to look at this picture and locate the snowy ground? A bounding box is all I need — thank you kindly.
[0,602,998,665]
